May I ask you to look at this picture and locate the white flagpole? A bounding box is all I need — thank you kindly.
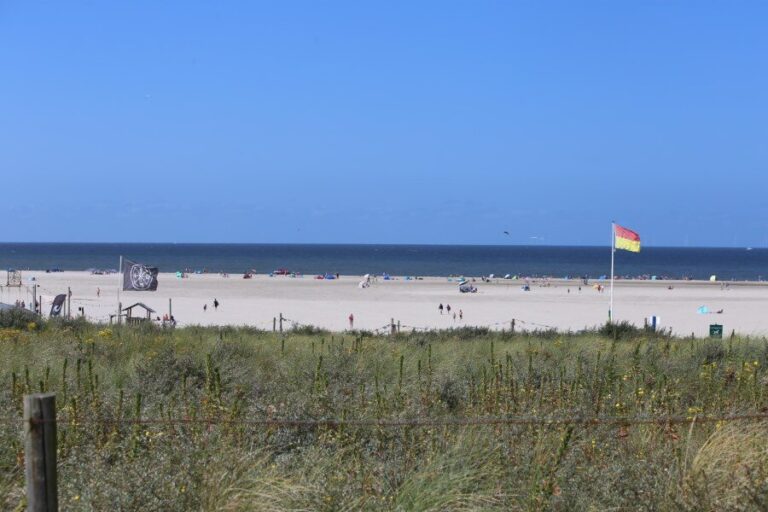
[117,255,122,324]
[610,222,615,323]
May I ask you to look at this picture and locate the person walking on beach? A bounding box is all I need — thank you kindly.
[213,298,219,310]
[348,313,354,329]
[446,304,451,315]
[203,304,207,312]
[459,309,463,320]
[96,287,100,298]
[438,303,444,315]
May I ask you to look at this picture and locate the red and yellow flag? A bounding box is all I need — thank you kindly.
[615,224,640,252]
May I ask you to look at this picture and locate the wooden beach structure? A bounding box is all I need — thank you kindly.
[122,302,156,324]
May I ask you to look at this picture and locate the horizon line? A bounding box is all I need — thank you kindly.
[0,240,762,250]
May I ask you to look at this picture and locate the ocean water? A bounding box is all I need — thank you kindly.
[1,243,767,281]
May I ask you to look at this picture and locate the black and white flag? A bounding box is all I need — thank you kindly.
[122,259,159,291]
[50,294,67,317]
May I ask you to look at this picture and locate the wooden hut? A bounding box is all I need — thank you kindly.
[122,303,156,324]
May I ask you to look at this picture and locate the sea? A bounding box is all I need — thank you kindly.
[1,243,767,281]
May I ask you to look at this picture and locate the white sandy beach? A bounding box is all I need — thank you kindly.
[3,271,767,337]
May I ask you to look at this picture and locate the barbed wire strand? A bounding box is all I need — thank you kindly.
[2,412,767,428]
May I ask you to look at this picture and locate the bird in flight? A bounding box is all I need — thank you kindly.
[503,231,510,236]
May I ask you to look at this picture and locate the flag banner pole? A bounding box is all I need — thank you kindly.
[610,222,615,323]
[117,255,122,323]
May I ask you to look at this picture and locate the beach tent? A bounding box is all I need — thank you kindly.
[697,306,710,314]
[709,275,717,282]
[324,273,336,280]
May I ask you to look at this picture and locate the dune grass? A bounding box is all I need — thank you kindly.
[1,316,768,510]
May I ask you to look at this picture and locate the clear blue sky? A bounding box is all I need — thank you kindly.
[1,2,766,246]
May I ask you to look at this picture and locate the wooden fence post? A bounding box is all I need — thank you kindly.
[279,313,283,333]
[511,319,515,333]
[24,393,58,512]
[390,318,396,335]
[273,317,276,332]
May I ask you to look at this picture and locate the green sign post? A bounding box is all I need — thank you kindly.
[709,324,723,339]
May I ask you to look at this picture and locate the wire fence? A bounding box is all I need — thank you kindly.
[3,412,768,428]
[279,313,561,334]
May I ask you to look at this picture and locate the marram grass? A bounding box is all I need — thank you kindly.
[1,319,768,510]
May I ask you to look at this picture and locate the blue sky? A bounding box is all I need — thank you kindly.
[1,2,766,246]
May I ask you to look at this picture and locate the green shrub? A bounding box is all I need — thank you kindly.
[0,308,38,329]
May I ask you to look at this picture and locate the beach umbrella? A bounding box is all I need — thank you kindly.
[710,275,717,282]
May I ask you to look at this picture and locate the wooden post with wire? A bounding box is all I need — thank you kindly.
[24,393,58,512]
[279,313,283,333]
